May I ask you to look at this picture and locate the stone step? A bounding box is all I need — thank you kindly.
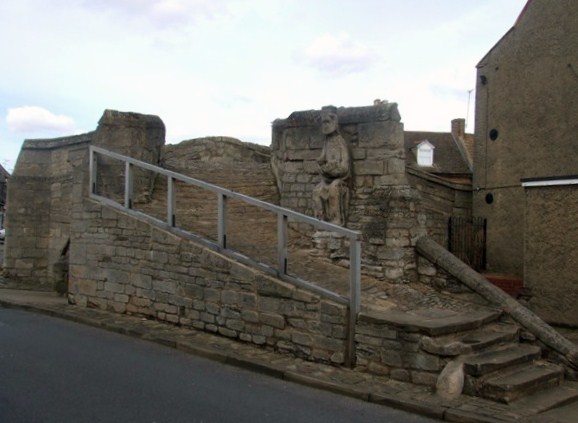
[480,361,564,403]
[512,382,578,415]
[360,308,502,337]
[420,322,519,356]
[463,344,541,376]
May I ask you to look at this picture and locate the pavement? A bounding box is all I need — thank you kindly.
[2,285,578,422]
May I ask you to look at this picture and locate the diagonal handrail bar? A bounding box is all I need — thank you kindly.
[88,145,362,366]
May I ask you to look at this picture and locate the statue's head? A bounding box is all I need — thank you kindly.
[320,106,338,135]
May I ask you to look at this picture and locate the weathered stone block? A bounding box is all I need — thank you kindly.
[292,333,313,347]
[356,323,397,339]
[241,310,259,323]
[368,362,390,376]
[239,333,252,342]
[385,267,405,280]
[204,288,220,302]
[390,369,410,382]
[246,323,274,337]
[380,350,403,367]
[256,277,294,298]
[356,160,385,176]
[320,301,344,316]
[110,301,127,314]
[355,334,383,346]
[387,157,406,174]
[375,174,408,186]
[252,335,267,345]
[104,281,125,294]
[314,335,344,351]
[260,313,285,329]
[292,290,319,304]
[165,314,179,324]
[405,352,441,372]
[114,293,129,303]
[258,297,281,313]
[200,312,215,323]
[351,147,367,160]
[152,279,177,294]
[184,284,203,299]
[411,371,438,387]
[131,273,152,289]
[226,319,245,331]
[221,290,238,305]
[76,280,98,296]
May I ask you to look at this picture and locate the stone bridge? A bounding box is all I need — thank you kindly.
[3,106,578,408]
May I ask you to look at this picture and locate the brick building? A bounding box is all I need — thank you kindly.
[473,0,578,325]
[404,118,474,248]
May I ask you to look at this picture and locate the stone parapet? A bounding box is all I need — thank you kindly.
[271,103,426,283]
[3,134,92,289]
[68,199,349,364]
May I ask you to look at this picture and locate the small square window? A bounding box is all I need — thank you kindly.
[416,141,434,167]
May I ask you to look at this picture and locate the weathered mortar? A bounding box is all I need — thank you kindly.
[162,136,271,167]
[68,196,349,364]
[271,104,427,282]
[4,110,166,289]
[355,315,447,386]
[3,133,92,289]
[93,110,165,203]
[406,168,472,247]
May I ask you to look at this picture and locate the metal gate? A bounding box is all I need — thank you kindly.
[448,216,487,271]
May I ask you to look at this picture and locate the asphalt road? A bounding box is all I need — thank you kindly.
[0,308,438,423]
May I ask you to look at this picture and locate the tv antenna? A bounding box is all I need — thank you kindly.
[466,89,474,129]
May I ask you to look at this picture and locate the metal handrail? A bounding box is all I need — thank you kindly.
[88,145,362,366]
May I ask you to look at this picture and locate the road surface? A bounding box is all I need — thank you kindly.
[0,308,438,423]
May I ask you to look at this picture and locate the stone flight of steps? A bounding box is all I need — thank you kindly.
[421,312,578,409]
[130,139,578,411]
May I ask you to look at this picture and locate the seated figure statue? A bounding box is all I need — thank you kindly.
[313,106,351,226]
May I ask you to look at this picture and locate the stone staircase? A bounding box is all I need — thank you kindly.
[129,139,578,413]
[416,311,578,409]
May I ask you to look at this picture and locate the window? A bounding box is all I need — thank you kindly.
[416,141,434,167]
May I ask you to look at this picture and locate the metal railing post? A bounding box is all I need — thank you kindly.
[88,146,364,370]
[218,193,227,249]
[167,176,176,227]
[277,213,288,275]
[124,161,133,209]
[345,236,361,368]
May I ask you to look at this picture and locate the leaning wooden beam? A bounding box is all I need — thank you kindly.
[416,236,578,369]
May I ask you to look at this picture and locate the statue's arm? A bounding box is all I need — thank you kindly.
[321,142,350,178]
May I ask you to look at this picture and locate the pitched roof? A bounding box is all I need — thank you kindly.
[404,130,472,176]
[0,163,9,179]
[477,0,531,67]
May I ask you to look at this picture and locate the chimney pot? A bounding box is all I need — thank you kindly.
[451,118,466,138]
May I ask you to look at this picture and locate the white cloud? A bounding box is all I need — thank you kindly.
[6,106,76,134]
[303,32,376,76]
[81,0,230,29]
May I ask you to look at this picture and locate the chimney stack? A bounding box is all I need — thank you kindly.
[451,118,466,138]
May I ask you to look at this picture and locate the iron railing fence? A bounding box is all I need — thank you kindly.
[88,145,362,366]
[448,216,487,271]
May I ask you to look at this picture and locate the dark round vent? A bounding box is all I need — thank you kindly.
[489,129,499,141]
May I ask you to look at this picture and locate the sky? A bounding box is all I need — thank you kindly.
[0,0,528,172]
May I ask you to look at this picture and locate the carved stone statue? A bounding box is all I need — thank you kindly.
[312,106,351,226]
